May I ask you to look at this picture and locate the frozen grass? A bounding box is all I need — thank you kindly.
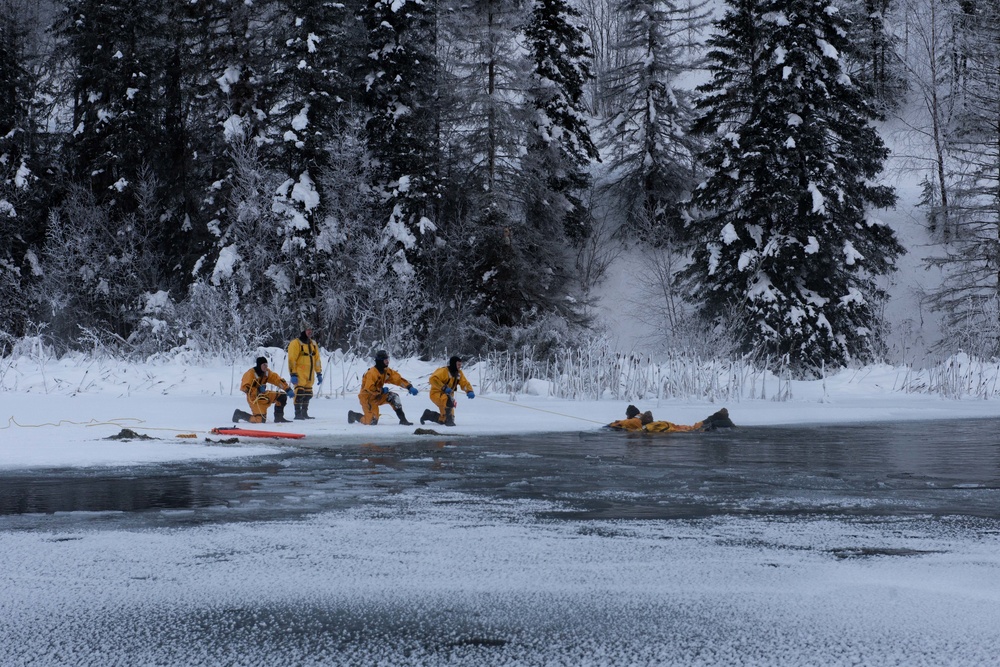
[3,339,1000,404]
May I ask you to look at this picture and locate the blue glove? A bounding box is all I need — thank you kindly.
[442,387,452,395]
[316,372,323,384]
[286,388,295,399]
[290,374,299,385]
[408,385,418,396]
[466,391,475,399]
[382,386,389,394]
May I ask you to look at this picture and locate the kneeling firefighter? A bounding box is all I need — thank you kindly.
[421,356,475,427]
[348,350,418,425]
[233,357,294,424]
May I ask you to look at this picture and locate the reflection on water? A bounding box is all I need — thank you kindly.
[2,419,999,523]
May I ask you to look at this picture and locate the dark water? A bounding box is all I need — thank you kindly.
[3,418,1000,524]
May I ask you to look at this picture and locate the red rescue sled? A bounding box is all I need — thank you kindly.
[211,427,306,439]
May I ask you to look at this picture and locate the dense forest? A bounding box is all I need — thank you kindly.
[1,0,998,376]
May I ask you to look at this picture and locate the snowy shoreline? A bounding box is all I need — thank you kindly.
[4,353,1000,469]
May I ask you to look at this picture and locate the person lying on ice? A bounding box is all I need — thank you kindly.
[606,405,735,432]
[348,350,418,425]
[233,357,295,424]
[420,355,475,427]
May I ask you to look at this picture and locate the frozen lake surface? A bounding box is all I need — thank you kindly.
[3,419,1000,665]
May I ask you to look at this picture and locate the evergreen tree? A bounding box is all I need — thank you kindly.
[53,0,170,211]
[267,0,352,327]
[524,0,599,243]
[601,0,710,238]
[362,0,442,250]
[0,0,42,343]
[684,0,903,375]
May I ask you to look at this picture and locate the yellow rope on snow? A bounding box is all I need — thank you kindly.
[2,415,143,429]
[2,416,209,435]
[479,396,606,425]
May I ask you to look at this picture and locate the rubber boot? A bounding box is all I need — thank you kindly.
[302,395,315,419]
[348,410,363,424]
[395,408,413,426]
[420,409,439,425]
[293,403,304,420]
[444,409,456,427]
[274,405,291,424]
[232,409,252,423]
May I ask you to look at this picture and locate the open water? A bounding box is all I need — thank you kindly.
[3,417,999,525]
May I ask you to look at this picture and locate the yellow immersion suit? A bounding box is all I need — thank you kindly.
[287,334,322,418]
[240,368,291,423]
[428,366,474,425]
[358,366,414,425]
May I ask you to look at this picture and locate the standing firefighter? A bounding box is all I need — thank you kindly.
[421,356,475,427]
[233,357,294,424]
[348,350,419,426]
[287,326,323,420]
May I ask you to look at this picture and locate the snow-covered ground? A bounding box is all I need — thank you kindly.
[4,352,1000,468]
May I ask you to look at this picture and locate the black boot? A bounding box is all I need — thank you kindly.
[444,409,456,427]
[395,408,413,426]
[293,403,304,420]
[274,406,291,424]
[420,409,439,425]
[302,396,315,419]
[232,409,252,423]
[348,410,362,424]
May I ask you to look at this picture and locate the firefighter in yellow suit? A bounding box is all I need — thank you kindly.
[348,350,418,425]
[233,357,294,424]
[420,356,475,427]
[287,326,323,420]
[605,406,734,432]
[605,405,650,431]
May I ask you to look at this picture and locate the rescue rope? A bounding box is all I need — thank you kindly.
[2,416,208,435]
[479,396,606,425]
[2,416,144,429]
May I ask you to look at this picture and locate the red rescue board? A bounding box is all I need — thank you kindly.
[211,427,306,439]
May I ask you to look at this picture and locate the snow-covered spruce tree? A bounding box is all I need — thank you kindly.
[362,0,442,255]
[266,0,353,333]
[0,0,44,344]
[684,0,903,376]
[52,0,170,212]
[184,0,276,253]
[523,0,599,244]
[601,0,710,239]
[924,1,1000,357]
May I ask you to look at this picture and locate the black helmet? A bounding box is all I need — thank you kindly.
[374,350,389,362]
[625,404,640,419]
